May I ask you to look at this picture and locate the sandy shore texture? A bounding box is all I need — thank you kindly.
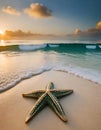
[0,71,101,130]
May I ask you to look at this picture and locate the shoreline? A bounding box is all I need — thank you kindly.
[0,71,101,130]
[0,69,101,94]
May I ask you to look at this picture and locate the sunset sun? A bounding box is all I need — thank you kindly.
[0,30,4,35]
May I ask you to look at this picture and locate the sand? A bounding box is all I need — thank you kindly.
[0,71,101,130]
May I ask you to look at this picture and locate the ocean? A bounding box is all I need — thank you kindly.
[0,40,101,92]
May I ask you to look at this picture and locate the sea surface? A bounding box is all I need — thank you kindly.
[0,40,101,92]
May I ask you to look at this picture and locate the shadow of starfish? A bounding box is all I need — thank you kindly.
[22,82,73,123]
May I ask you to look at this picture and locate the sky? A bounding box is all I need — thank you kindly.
[0,0,101,40]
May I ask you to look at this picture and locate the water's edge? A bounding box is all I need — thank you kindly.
[0,43,101,93]
[0,67,101,93]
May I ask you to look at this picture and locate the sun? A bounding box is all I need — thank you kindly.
[0,30,4,35]
[0,40,5,46]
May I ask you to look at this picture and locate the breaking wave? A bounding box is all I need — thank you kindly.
[19,44,47,51]
[0,43,101,51]
[86,45,97,49]
[0,42,101,92]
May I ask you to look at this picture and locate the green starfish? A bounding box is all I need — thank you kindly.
[22,82,73,123]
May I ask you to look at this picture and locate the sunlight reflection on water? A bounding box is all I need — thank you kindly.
[0,40,5,46]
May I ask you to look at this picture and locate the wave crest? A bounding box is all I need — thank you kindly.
[19,44,47,51]
[0,43,101,51]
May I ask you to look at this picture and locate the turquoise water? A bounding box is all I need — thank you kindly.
[0,40,101,92]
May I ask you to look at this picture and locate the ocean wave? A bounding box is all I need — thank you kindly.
[19,44,47,51]
[0,43,101,52]
[99,45,101,48]
[48,44,60,47]
[0,64,101,93]
[86,45,97,49]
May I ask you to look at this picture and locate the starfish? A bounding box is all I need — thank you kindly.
[22,82,73,123]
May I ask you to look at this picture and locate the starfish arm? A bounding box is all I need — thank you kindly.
[25,93,47,123]
[47,92,67,122]
[51,89,73,98]
[46,82,54,90]
[22,90,45,98]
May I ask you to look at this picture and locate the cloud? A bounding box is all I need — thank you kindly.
[2,6,20,16]
[96,21,101,29]
[5,30,33,38]
[24,3,52,18]
[71,21,101,38]
[74,28,82,34]
[1,29,58,40]
[65,21,101,41]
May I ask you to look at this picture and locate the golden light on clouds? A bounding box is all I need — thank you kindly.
[0,30,4,35]
[24,3,52,18]
[2,6,20,16]
[74,28,82,34]
[0,30,5,40]
[96,21,101,29]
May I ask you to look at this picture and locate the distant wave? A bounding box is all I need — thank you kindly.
[19,44,47,51]
[48,44,60,47]
[86,45,96,49]
[0,43,101,52]
[99,45,101,48]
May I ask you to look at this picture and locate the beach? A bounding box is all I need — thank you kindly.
[0,0,101,129]
[0,70,101,130]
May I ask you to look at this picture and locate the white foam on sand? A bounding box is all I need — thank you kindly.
[0,64,101,93]
[0,66,52,92]
[53,65,101,84]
